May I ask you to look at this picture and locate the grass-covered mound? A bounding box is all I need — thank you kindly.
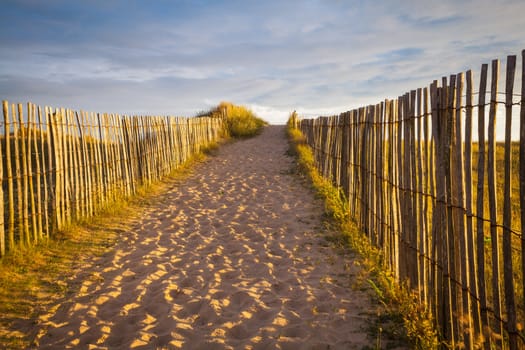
[197,102,267,138]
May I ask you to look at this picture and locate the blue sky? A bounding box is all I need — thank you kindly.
[1,0,524,124]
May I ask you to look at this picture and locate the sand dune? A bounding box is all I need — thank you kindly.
[33,126,402,349]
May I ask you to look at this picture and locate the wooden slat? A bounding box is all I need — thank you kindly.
[368,109,373,242]
[84,114,92,213]
[405,93,412,283]
[125,116,137,195]
[423,87,433,308]
[352,110,360,216]
[475,63,491,349]
[161,117,170,174]
[502,54,518,349]
[370,107,376,243]
[334,114,343,187]
[383,101,392,269]
[97,113,107,204]
[70,109,79,221]
[3,102,15,250]
[109,114,118,198]
[166,117,176,170]
[441,77,457,343]
[444,75,460,345]
[38,106,50,237]
[118,115,131,197]
[17,104,30,245]
[391,100,400,279]
[454,73,472,348]
[104,113,112,201]
[103,113,113,202]
[341,112,350,198]
[377,103,384,250]
[409,90,418,288]
[387,100,397,273]
[115,115,126,196]
[322,117,330,179]
[430,81,442,329]
[403,93,412,284]
[396,98,404,280]
[29,105,40,237]
[58,108,66,229]
[51,108,63,231]
[487,59,503,345]
[105,114,116,202]
[361,108,370,236]
[140,117,149,184]
[92,112,103,212]
[45,107,56,234]
[88,114,94,212]
[64,109,71,225]
[26,103,39,242]
[147,117,155,182]
[464,69,482,339]
[86,111,95,215]
[34,104,43,237]
[113,115,121,195]
[86,112,100,214]
[0,103,4,255]
[75,111,88,219]
[76,111,86,218]
[520,49,525,348]
[416,88,427,303]
[133,117,143,184]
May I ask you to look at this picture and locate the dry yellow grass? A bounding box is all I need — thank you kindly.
[197,101,267,138]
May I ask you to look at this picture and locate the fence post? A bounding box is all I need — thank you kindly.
[520,49,525,348]
[416,88,427,304]
[0,103,4,256]
[341,112,350,199]
[3,101,15,251]
[27,103,40,242]
[464,69,482,340]
[474,63,491,349]
[487,59,503,346]
[502,54,518,350]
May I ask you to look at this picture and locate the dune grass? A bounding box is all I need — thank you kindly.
[286,116,439,349]
[197,101,267,138]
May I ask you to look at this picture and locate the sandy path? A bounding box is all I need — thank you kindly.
[34,126,386,349]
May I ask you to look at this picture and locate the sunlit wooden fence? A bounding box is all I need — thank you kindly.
[0,102,224,256]
[297,51,524,349]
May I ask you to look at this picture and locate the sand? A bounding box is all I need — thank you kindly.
[33,126,395,349]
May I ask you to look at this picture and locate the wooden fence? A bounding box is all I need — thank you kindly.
[0,102,224,256]
[296,51,524,349]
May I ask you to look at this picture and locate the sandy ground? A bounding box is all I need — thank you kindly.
[32,126,395,349]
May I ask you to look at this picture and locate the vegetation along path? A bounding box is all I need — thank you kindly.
[33,126,402,349]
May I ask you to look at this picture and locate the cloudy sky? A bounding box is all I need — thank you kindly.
[1,0,524,124]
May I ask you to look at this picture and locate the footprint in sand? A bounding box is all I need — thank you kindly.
[226,324,252,341]
[228,291,253,310]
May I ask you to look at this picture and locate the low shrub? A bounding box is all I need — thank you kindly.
[198,101,267,138]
